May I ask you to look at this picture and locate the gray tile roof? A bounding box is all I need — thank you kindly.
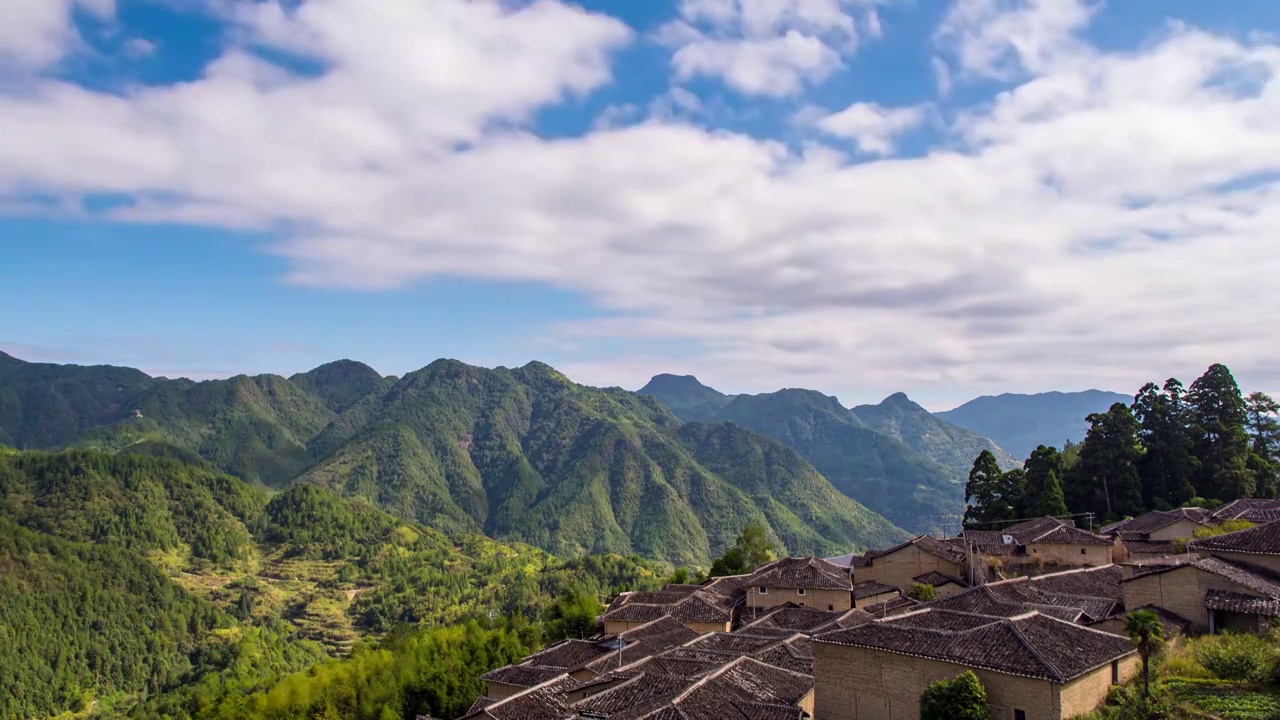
[967,517,1112,551]
[746,557,852,591]
[1101,508,1215,537]
[742,604,853,634]
[1189,521,1280,556]
[1204,590,1280,617]
[856,535,966,567]
[1213,499,1280,521]
[913,570,966,587]
[853,580,900,600]
[815,610,1135,683]
[1123,556,1280,599]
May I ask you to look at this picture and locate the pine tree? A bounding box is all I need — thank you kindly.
[1188,364,1253,501]
[1132,379,1197,508]
[1245,391,1280,498]
[1032,471,1069,518]
[964,451,1013,530]
[1071,403,1143,519]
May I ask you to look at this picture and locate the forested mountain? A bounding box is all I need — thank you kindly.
[936,389,1131,460]
[0,449,677,718]
[850,392,1019,476]
[0,353,908,565]
[640,378,1004,534]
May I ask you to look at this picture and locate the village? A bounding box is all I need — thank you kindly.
[459,500,1280,720]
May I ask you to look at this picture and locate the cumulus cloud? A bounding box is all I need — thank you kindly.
[805,101,930,154]
[658,0,884,96]
[0,0,113,69]
[2,0,1280,401]
[936,0,1098,79]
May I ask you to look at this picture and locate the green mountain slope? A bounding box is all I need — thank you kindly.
[289,359,388,414]
[637,373,732,421]
[936,389,1131,460]
[0,351,155,449]
[851,392,1019,475]
[74,374,336,486]
[642,379,964,535]
[301,360,908,564]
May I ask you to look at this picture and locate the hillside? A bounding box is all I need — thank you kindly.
[936,389,1132,460]
[641,379,967,534]
[637,373,732,421]
[850,392,1019,475]
[0,354,909,564]
[0,449,675,718]
[301,360,908,564]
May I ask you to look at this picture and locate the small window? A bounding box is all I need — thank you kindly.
[1014,710,1026,720]
[1111,661,1119,685]
[797,588,806,595]
[1081,548,1088,555]
[759,587,767,594]
[828,605,834,611]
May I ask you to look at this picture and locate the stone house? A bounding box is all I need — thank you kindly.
[1189,521,1280,574]
[812,608,1139,720]
[1121,555,1280,634]
[745,556,854,614]
[911,570,967,598]
[966,517,1113,576]
[853,580,901,610]
[852,535,968,592]
[1102,508,1216,562]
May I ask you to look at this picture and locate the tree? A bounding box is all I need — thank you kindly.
[1124,609,1166,699]
[1188,364,1253,501]
[1031,470,1068,518]
[1070,404,1144,519]
[542,585,602,641]
[920,670,991,720]
[1245,391,1280,498]
[1025,446,1068,518]
[964,451,1016,530]
[709,525,775,578]
[1133,380,1197,508]
[907,582,937,602]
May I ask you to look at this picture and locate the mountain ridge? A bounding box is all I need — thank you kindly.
[936,389,1132,460]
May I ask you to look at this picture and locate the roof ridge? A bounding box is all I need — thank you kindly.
[668,656,749,704]
[471,671,571,714]
[1003,615,1065,683]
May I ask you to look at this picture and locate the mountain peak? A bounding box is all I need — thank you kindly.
[0,349,21,365]
[639,373,715,394]
[289,359,384,414]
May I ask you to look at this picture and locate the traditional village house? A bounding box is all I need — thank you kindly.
[910,570,967,598]
[745,556,855,615]
[1100,508,1216,562]
[1212,498,1280,524]
[852,580,901,610]
[601,577,744,634]
[965,517,1113,577]
[1122,522,1280,634]
[812,608,1139,720]
[850,535,968,592]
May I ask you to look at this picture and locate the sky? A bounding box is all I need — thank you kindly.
[2,0,1279,410]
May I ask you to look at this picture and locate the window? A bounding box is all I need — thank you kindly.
[1014,710,1026,720]
[797,588,805,595]
[1111,661,1119,685]
[828,604,834,611]
[759,587,767,594]
[1081,548,1088,555]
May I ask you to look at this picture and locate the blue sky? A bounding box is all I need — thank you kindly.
[2,0,1279,409]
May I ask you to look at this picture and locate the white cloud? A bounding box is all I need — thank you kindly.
[2,1,1280,402]
[936,0,1098,80]
[658,0,885,96]
[0,0,113,69]
[806,101,929,154]
[123,37,156,58]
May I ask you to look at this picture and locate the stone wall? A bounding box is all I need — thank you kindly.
[1122,564,1265,633]
[858,545,965,592]
[1208,550,1280,574]
[1058,655,1140,718]
[1149,518,1203,542]
[749,586,851,612]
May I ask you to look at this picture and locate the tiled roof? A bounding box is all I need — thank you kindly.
[615,616,703,647]
[460,674,577,720]
[816,611,1135,683]
[747,557,852,591]
[481,664,569,688]
[810,608,875,634]
[968,517,1112,549]
[743,605,852,634]
[853,580,899,600]
[921,585,1083,623]
[1021,565,1125,602]
[523,639,613,670]
[913,571,966,587]
[1189,522,1280,556]
[603,588,737,626]
[752,638,813,674]
[858,535,966,566]
[1123,556,1280,599]
[1213,499,1280,521]
[862,596,919,615]
[1204,590,1280,617]
[1118,534,1175,556]
[1101,508,1215,537]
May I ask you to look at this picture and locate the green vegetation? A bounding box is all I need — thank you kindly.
[1124,610,1166,698]
[288,359,387,414]
[851,392,1018,480]
[708,524,775,578]
[906,581,937,602]
[1079,630,1280,720]
[0,449,673,718]
[966,364,1280,528]
[920,671,991,720]
[0,352,154,449]
[644,379,966,534]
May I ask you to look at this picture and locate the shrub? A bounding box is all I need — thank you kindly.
[907,582,938,602]
[920,671,991,720]
[1193,632,1275,683]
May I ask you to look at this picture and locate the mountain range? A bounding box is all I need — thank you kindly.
[0,352,906,565]
[936,389,1132,460]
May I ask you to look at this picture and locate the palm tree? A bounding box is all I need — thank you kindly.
[1125,609,1166,698]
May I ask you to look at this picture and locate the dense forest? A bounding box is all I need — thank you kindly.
[964,363,1280,528]
[0,450,670,719]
